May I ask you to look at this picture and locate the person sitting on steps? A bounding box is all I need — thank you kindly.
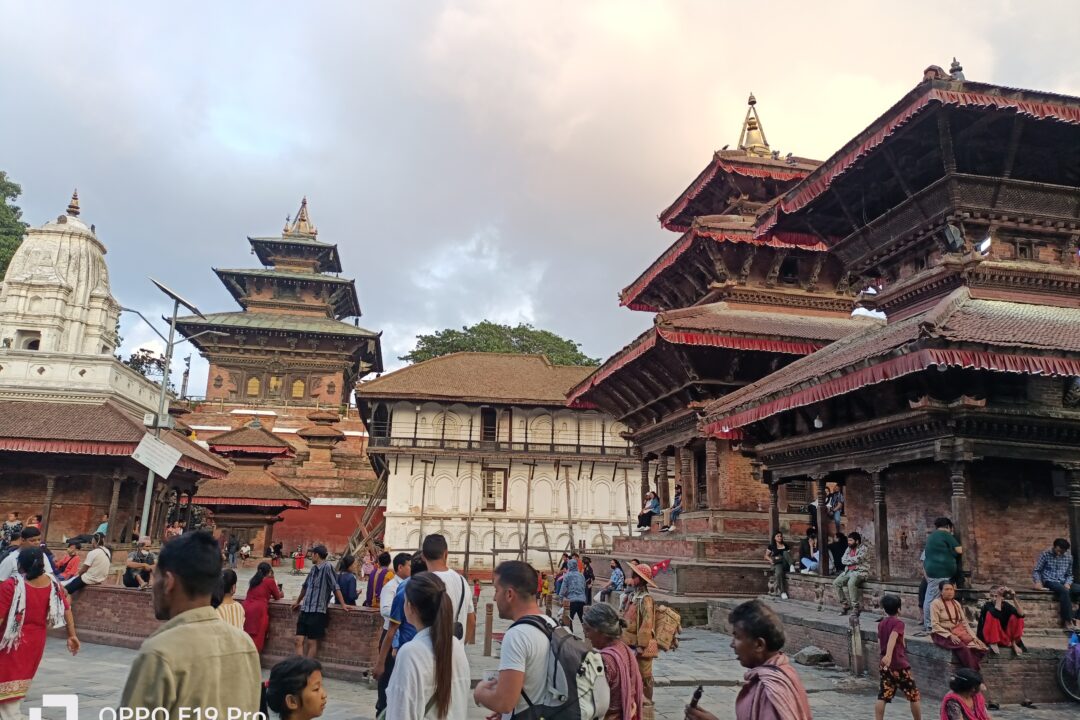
[833,532,868,616]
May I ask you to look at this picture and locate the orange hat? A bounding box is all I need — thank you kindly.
[630,563,657,587]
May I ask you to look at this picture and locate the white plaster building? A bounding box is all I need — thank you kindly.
[357,353,636,573]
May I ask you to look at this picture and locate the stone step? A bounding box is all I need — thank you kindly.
[590,552,769,597]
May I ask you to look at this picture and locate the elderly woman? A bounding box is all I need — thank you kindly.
[940,668,992,720]
[930,581,988,671]
[583,603,643,720]
[977,585,1026,656]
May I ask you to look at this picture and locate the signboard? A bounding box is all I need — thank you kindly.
[131,433,183,478]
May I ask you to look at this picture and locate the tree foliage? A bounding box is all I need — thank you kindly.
[123,348,168,380]
[400,321,600,366]
[0,171,28,280]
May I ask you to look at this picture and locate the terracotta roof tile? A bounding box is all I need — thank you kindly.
[357,353,594,405]
[196,464,309,507]
[207,423,293,453]
[659,304,877,342]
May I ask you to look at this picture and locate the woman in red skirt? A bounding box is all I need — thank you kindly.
[0,548,80,719]
[242,561,283,653]
[977,585,1026,655]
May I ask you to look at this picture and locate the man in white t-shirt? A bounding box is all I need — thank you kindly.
[379,552,412,635]
[474,560,556,719]
[65,533,112,593]
[0,527,56,581]
[421,533,476,643]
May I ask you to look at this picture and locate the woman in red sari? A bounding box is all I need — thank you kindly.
[242,562,283,653]
[0,548,80,719]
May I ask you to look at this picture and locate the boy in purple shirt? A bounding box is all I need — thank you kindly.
[876,594,921,720]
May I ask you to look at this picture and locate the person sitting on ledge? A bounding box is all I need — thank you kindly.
[977,585,1026,656]
[661,485,683,532]
[930,581,988,672]
[798,529,819,574]
[636,492,660,532]
[65,513,110,547]
[833,532,868,616]
[1032,537,1079,630]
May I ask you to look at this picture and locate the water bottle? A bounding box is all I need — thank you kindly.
[1069,631,1078,647]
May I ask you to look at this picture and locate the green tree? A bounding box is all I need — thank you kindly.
[123,347,173,390]
[400,321,600,366]
[0,171,28,280]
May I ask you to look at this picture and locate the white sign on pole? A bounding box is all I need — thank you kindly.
[131,433,183,478]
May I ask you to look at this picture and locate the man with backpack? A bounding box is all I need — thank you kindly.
[475,560,609,719]
[622,563,658,709]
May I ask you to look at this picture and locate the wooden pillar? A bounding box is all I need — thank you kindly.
[41,475,58,543]
[949,461,975,584]
[814,475,830,577]
[679,446,694,512]
[1064,465,1080,580]
[705,439,721,510]
[870,468,890,581]
[768,482,780,537]
[656,454,670,509]
[263,518,275,556]
[184,490,195,531]
[105,475,122,545]
[639,456,650,505]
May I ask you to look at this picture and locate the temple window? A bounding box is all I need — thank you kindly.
[779,257,799,284]
[1015,241,1034,260]
[291,379,305,398]
[269,376,282,393]
[481,468,507,511]
[14,330,41,350]
[246,377,261,396]
[480,407,498,443]
[213,375,224,389]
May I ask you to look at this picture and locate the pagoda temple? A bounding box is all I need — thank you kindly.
[176,199,384,551]
[568,97,873,595]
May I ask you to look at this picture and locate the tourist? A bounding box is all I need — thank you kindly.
[827,483,845,531]
[54,542,82,581]
[120,531,261,715]
[243,561,284,653]
[923,517,963,631]
[636,492,660,531]
[1,512,22,549]
[0,547,80,719]
[833,531,868,615]
[215,569,246,630]
[361,550,376,579]
[335,554,359,606]
[1032,537,1079,629]
[473,560,558,718]
[473,577,482,606]
[798,529,819,574]
[661,484,683,532]
[292,545,352,659]
[875,594,921,720]
[939,669,992,720]
[558,558,587,632]
[583,603,643,720]
[977,586,1026,655]
[421,533,475,642]
[123,536,156,589]
[386,572,471,720]
[380,553,411,646]
[685,599,812,720]
[264,656,327,720]
[583,556,595,605]
[824,522,847,575]
[363,551,394,608]
[164,521,183,542]
[930,581,988,672]
[0,528,55,581]
[622,563,658,706]
[240,541,252,563]
[63,532,110,593]
[600,559,625,603]
[765,531,793,600]
[226,534,241,569]
[375,553,427,716]
[66,512,110,547]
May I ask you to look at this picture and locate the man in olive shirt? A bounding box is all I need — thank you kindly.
[121,531,261,716]
[922,517,963,630]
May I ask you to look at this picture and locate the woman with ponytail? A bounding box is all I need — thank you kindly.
[386,572,469,720]
[264,656,326,720]
[0,547,80,717]
[243,561,283,652]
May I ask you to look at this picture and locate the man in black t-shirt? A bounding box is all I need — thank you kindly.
[124,537,156,589]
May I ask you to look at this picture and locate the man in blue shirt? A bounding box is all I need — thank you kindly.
[1033,538,1079,629]
[373,552,426,715]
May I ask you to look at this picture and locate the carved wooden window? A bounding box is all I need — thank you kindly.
[213,375,224,389]
[481,468,507,511]
[1015,241,1034,260]
[269,376,282,393]
[779,257,799,285]
[246,377,261,396]
[291,379,305,399]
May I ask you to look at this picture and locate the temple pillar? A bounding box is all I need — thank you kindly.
[870,468,890,581]
[1063,465,1080,579]
[813,475,830,577]
[657,454,670,509]
[184,490,196,531]
[263,518,276,556]
[768,483,780,537]
[639,456,650,505]
[705,439,720,510]
[678,445,694,512]
[949,462,976,584]
[105,474,122,545]
[41,475,57,543]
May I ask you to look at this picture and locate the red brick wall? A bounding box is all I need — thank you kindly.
[0,472,141,545]
[66,585,382,680]
[717,445,769,512]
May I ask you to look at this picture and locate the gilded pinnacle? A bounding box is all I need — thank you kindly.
[66,189,80,217]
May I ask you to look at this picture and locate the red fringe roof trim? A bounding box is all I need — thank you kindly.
[189,497,308,509]
[619,229,827,310]
[661,158,811,231]
[0,439,227,478]
[704,347,1080,436]
[657,328,825,355]
[566,333,657,404]
[757,87,1080,237]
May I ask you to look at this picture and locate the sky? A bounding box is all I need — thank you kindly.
[3,1,1079,394]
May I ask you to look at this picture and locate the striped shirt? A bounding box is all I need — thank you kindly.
[216,600,246,630]
[300,562,339,614]
[1033,549,1074,586]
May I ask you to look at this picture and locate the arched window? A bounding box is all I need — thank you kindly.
[25,339,40,351]
[291,379,305,398]
[246,377,261,396]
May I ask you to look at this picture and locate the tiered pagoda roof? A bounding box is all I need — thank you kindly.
[196,420,309,510]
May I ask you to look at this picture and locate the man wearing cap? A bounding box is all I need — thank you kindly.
[622,563,658,707]
[291,545,352,658]
[124,536,156,589]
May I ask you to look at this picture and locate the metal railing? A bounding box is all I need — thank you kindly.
[368,435,633,457]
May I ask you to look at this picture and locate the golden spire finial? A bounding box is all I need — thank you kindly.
[66,189,80,217]
[738,93,770,158]
[284,197,318,237]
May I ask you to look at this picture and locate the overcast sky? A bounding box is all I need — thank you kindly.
[3,1,1078,394]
